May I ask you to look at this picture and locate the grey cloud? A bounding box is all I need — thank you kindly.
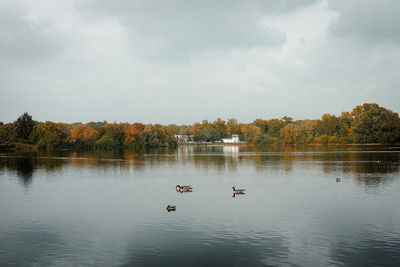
[257,0,320,13]
[1,0,399,124]
[328,0,400,44]
[78,0,299,60]
[81,0,320,17]
[0,2,67,62]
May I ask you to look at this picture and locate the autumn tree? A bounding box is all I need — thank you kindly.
[70,124,98,147]
[123,123,145,148]
[297,120,317,144]
[241,125,261,144]
[280,123,301,144]
[226,118,241,136]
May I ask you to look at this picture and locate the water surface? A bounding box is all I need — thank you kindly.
[1,145,400,266]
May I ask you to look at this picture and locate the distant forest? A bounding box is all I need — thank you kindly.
[0,103,399,150]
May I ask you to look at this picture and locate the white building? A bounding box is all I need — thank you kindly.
[222,134,240,143]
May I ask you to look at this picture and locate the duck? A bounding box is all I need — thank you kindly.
[176,185,193,192]
[179,187,192,192]
[166,205,176,212]
[336,178,341,182]
[232,186,245,194]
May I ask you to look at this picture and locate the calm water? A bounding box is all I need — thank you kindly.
[1,145,400,267]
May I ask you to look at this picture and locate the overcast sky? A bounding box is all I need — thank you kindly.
[0,0,399,124]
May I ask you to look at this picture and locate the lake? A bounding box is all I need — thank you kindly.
[1,145,400,266]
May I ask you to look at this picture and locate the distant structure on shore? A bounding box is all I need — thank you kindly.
[175,134,241,143]
[175,135,194,143]
[222,134,240,143]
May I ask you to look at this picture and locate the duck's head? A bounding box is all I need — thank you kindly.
[232,186,235,190]
[176,185,181,190]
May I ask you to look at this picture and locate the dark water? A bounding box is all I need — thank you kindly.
[1,145,400,267]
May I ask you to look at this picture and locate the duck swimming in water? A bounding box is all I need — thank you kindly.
[166,205,176,212]
[336,178,341,182]
[176,185,192,192]
[232,186,245,194]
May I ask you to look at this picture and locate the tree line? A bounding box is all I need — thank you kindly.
[0,103,399,150]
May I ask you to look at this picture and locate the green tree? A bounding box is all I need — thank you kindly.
[315,114,347,137]
[191,121,223,142]
[351,103,400,143]
[144,124,177,147]
[30,122,68,150]
[212,119,227,140]
[15,112,35,142]
[95,124,125,148]
[253,119,269,133]
[266,119,286,138]
[0,123,17,144]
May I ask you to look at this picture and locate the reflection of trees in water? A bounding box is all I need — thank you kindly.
[321,150,400,186]
[188,146,240,172]
[12,157,33,187]
[250,146,400,187]
[0,154,35,187]
[15,157,34,186]
[192,155,239,172]
[351,152,399,186]
[37,151,64,172]
[69,149,178,171]
[0,152,65,187]
[1,146,398,188]
[251,145,351,173]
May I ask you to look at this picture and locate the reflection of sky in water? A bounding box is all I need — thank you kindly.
[0,146,400,266]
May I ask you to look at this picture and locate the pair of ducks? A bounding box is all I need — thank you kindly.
[167,185,192,212]
[176,185,245,194]
[168,185,246,211]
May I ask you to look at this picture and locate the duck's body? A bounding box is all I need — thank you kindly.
[166,205,176,212]
[179,187,192,192]
[336,178,341,182]
[176,185,193,192]
[232,186,245,194]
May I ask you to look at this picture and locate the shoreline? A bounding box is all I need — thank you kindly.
[178,142,396,146]
[1,142,399,152]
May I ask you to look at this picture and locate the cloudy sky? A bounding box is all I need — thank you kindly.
[0,0,399,124]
